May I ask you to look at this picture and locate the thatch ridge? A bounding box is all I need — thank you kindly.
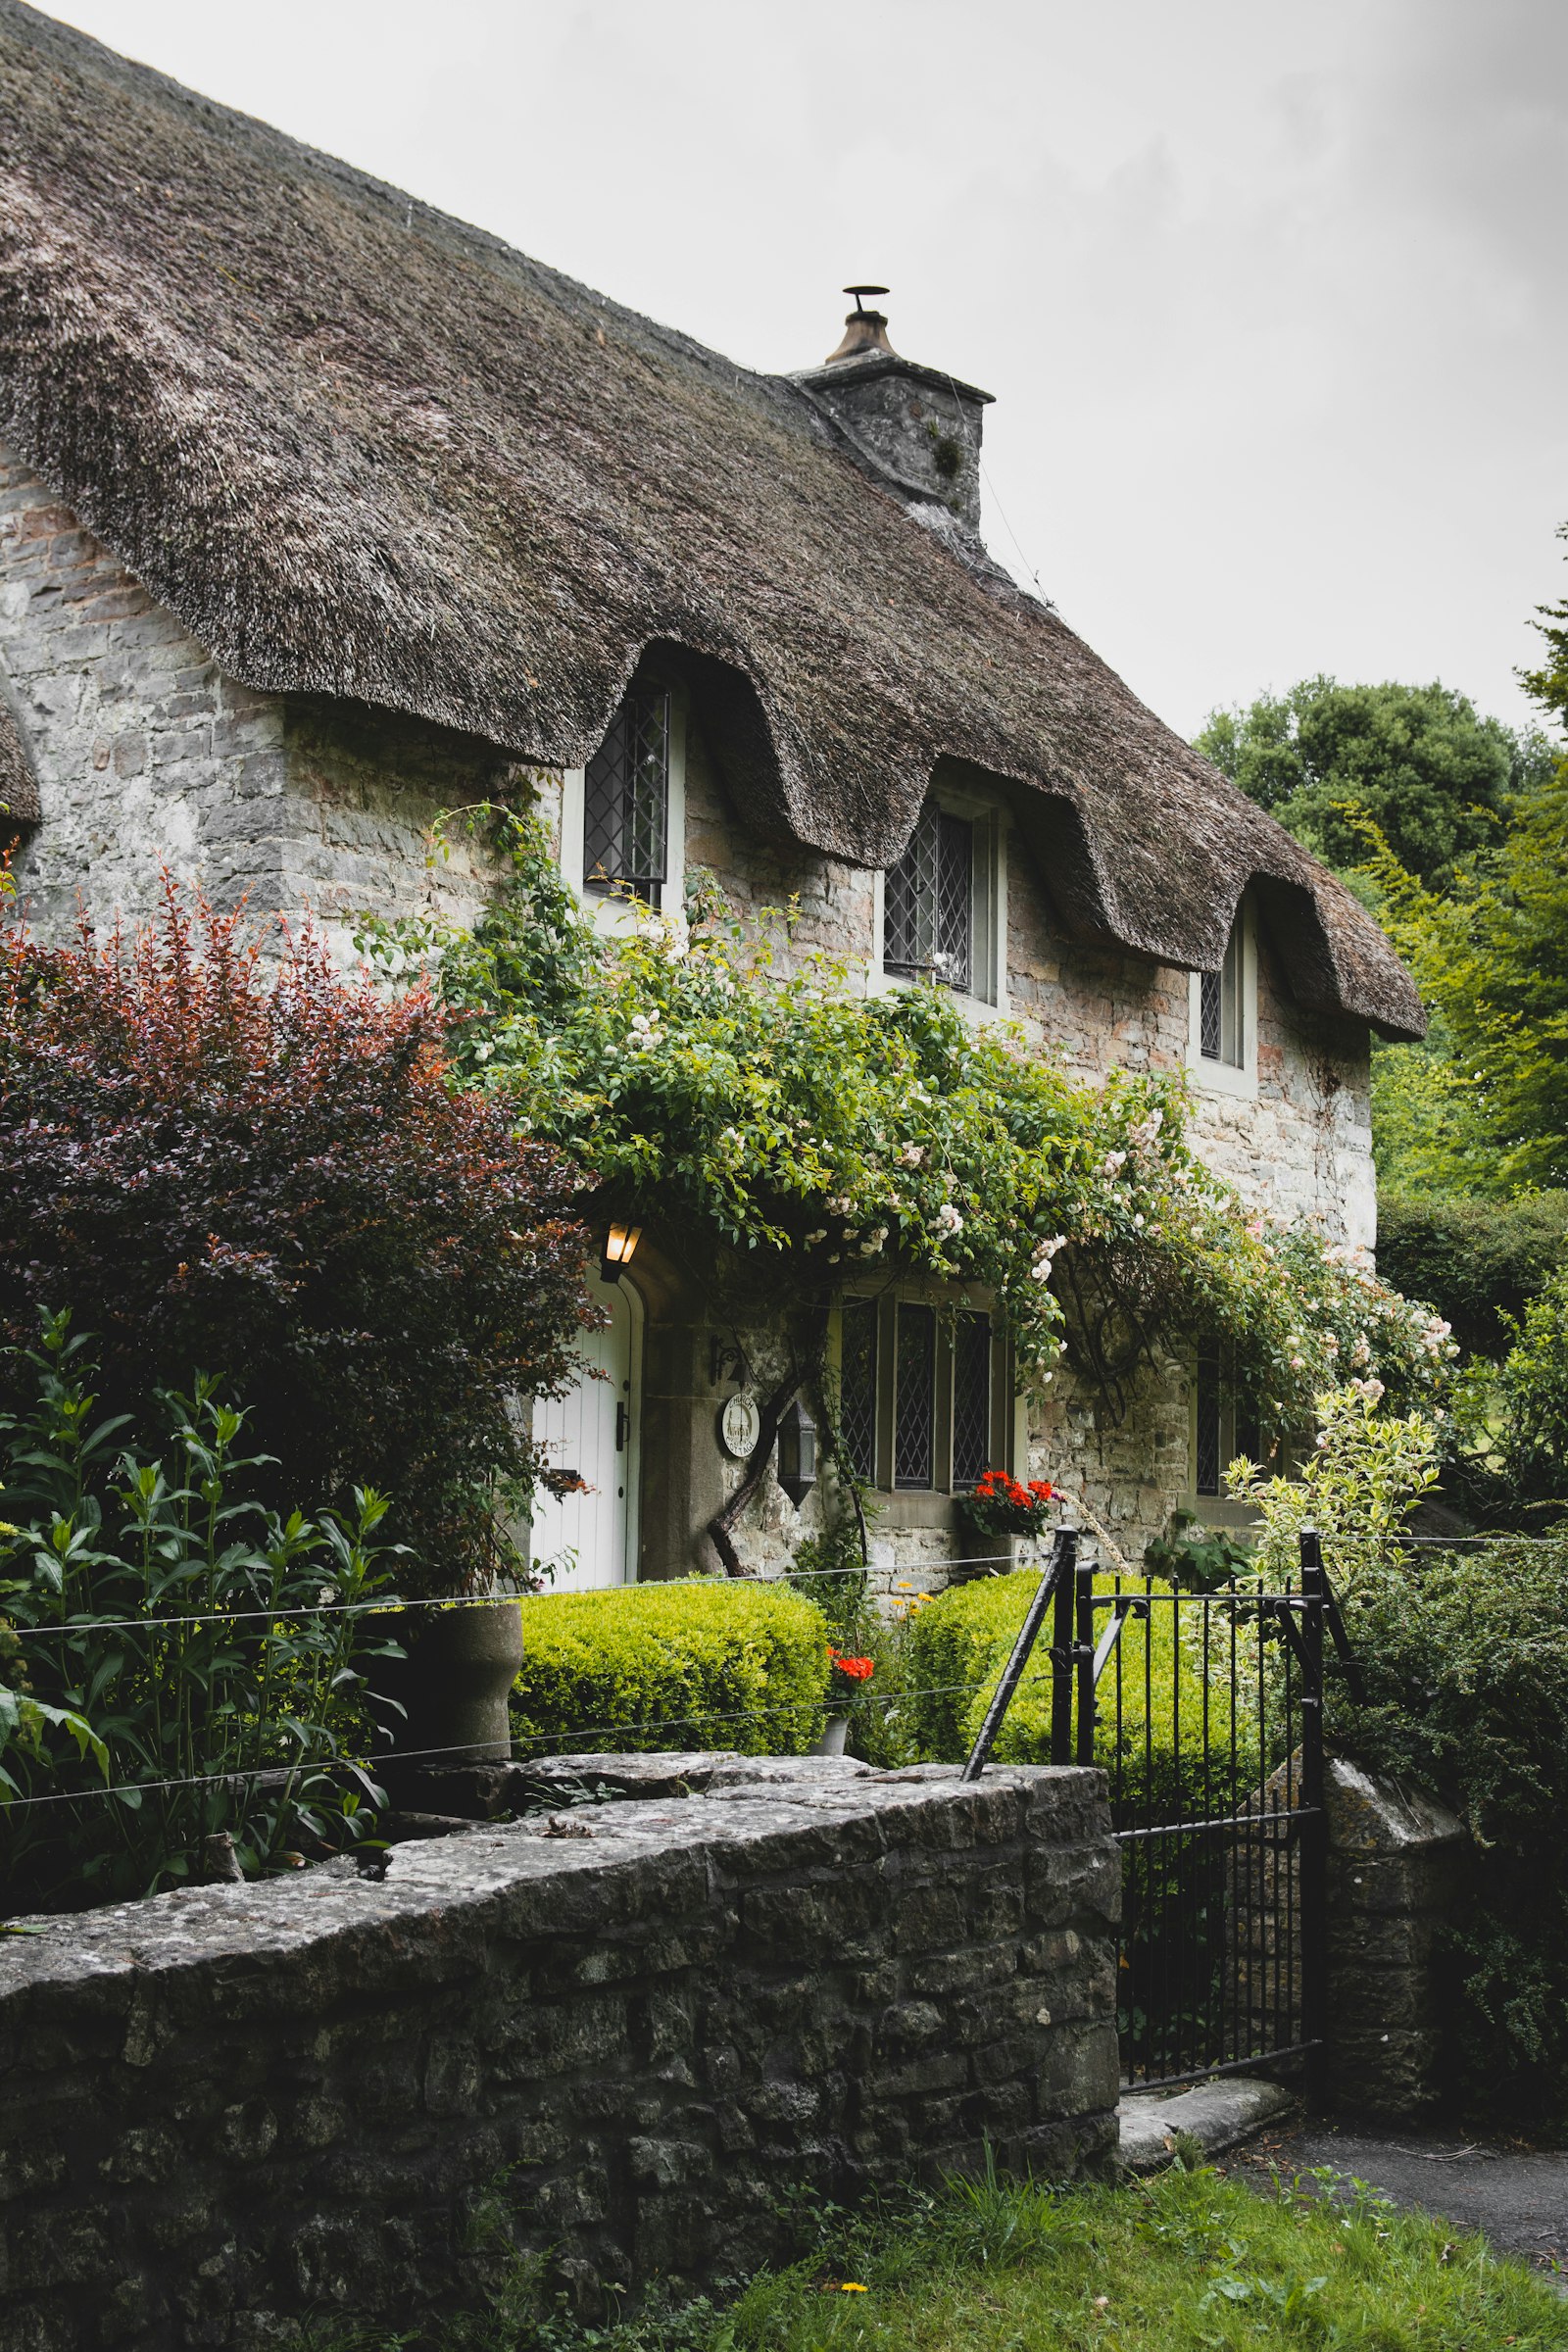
[0,0,1423,1038]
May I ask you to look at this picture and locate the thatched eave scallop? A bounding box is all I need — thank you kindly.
[0,0,1425,1040]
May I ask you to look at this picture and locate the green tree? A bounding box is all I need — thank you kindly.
[1196,674,1551,888]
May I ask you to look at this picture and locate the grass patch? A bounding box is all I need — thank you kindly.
[313,2160,1568,2349]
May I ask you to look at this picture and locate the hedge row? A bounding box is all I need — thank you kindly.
[510,1578,829,1756]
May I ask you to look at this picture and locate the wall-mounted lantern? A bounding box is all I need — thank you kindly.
[601,1220,643,1284]
[776,1395,818,1507]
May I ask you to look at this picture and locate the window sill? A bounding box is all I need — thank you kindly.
[870,967,1005,1028]
[1187,1054,1257,1102]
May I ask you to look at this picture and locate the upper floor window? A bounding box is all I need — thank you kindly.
[1199,918,1245,1068]
[583,691,670,908]
[880,789,1002,1009]
[1188,898,1256,1099]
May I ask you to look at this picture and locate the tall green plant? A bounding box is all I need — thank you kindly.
[0,1315,402,1911]
[1225,1381,1442,1594]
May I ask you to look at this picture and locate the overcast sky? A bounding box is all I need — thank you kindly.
[47,0,1568,743]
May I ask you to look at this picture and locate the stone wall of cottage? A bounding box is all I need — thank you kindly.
[0,467,1377,1575]
[0,445,505,948]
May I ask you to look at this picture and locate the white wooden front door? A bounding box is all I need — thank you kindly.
[529,1273,640,1591]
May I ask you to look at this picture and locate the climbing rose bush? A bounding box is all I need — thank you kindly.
[363,808,1452,1429]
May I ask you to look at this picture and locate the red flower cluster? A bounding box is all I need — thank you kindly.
[973,1470,1055,1508]
[828,1649,875,1682]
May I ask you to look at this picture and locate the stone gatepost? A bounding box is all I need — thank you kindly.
[1323,1757,1469,2121]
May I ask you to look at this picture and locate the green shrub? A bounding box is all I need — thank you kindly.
[904,1570,1264,1811]
[0,1314,399,1912]
[510,1579,830,1756]
[1376,1189,1568,1360]
[1331,1533,1568,2121]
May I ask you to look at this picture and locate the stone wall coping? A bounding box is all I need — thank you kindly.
[0,1758,1105,2000]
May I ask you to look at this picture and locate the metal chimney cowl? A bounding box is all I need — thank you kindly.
[792,287,994,532]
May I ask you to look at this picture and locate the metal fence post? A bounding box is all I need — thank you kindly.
[961,1527,1076,1783]
[1050,1528,1078,1765]
[1074,1544,1098,1767]
[1298,1526,1329,2104]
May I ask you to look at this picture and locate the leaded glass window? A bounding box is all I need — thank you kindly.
[1199,918,1244,1067]
[952,1312,992,1489]
[839,1298,877,1482]
[583,692,670,906]
[894,1303,937,1489]
[884,800,973,994]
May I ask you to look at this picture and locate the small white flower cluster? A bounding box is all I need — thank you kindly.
[1420,1314,1455,1358]
[1348,1375,1387,1404]
[1099,1150,1126,1177]
[1030,1234,1066,1283]
[1126,1110,1164,1150]
[934,1200,964,1238]
[898,1143,926,1168]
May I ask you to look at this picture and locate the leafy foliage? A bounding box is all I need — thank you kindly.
[1195,673,1549,888]
[0,887,594,1594]
[365,811,1450,1436]
[1227,1381,1443,1595]
[0,1315,400,1912]
[1142,1513,1255,1592]
[1333,1533,1568,2121]
[1374,1189,1568,1360]
[508,1579,830,1757]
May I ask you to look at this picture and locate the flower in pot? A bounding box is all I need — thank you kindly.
[813,1647,875,1756]
[958,1468,1056,1572]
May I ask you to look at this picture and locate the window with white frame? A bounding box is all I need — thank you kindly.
[582,691,670,908]
[838,1295,1004,1494]
[1188,898,1256,1096]
[880,790,1002,1008]
[1199,919,1245,1068]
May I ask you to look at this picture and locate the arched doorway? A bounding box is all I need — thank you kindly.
[528,1272,642,1590]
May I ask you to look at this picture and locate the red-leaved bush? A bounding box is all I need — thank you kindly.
[0,888,595,1592]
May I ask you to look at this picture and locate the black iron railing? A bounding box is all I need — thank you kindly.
[964,1528,1342,2091]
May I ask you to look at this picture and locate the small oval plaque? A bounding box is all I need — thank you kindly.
[719,1393,760,1459]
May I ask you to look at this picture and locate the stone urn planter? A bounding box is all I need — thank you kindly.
[374,1598,524,1773]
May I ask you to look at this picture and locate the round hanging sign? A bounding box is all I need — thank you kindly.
[719,1393,760,1459]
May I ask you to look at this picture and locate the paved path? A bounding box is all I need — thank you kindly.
[1231,2118,1568,2284]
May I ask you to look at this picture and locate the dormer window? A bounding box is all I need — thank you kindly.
[1188,898,1256,1099]
[583,690,670,908]
[1200,918,1245,1068]
[879,788,1002,1009]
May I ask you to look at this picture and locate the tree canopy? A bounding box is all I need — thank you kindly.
[1195,674,1552,888]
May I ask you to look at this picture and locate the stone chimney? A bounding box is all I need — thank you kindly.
[791,287,994,531]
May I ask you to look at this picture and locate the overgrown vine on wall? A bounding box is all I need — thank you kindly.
[360,807,1453,1564]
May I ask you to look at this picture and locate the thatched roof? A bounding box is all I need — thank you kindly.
[0,695,40,835]
[0,1,1423,1039]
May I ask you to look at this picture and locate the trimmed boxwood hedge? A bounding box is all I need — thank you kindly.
[905,1570,1264,1812]
[510,1577,830,1757]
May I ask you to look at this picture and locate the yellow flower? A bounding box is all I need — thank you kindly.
[825,2281,868,2293]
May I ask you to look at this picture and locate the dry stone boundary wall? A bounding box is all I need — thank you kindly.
[0,1756,1119,2350]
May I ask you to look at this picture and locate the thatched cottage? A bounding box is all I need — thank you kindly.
[0,2,1422,1590]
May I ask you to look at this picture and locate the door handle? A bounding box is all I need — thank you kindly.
[615,1401,629,1453]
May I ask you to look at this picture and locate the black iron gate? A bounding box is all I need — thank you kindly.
[965,1528,1339,2091]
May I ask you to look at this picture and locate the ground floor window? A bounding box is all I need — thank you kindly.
[838,1294,1008,1494]
[1193,1349,1261,1497]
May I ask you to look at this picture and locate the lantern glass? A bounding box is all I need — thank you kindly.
[602,1221,643,1282]
[777,1395,818,1506]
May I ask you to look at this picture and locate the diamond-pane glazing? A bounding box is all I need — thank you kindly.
[894,1304,936,1489]
[839,1298,877,1482]
[1199,969,1222,1059]
[952,1312,991,1488]
[884,799,973,993]
[583,692,669,904]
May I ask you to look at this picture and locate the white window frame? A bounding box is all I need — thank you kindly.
[870,782,1006,1022]
[1187,895,1257,1101]
[559,685,688,940]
